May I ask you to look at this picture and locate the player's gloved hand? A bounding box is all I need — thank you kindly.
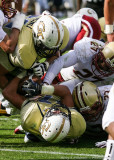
[22,75,42,98]
[11,12,26,30]
[30,61,49,77]
[95,141,107,148]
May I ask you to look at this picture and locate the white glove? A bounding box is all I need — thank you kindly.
[11,12,26,31]
[95,141,107,148]
[31,61,49,77]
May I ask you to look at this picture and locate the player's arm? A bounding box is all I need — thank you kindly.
[21,75,74,108]
[15,0,22,12]
[43,50,78,85]
[104,0,114,42]
[0,11,25,53]
[42,84,74,108]
[2,76,26,110]
[0,28,20,53]
[76,0,82,11]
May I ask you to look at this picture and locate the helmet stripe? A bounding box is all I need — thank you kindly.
[80,82,87,107]
[76,82,86,109]
[50,118,65,142]
[75,86,82,109]
[48,15,60,47]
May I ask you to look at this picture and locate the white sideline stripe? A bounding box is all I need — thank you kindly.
[0,118,19,121]
[0,149,104,158]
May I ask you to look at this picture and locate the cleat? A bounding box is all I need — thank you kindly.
[24,133,31,143]
[0,103,11,116]
[24,132,40,143]
[14,125,25,134]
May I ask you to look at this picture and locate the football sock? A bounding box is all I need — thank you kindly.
[103,140,114,160]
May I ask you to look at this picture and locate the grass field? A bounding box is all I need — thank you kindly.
[0,115,107,160]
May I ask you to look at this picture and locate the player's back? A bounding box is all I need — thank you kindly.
[9,15,42,69]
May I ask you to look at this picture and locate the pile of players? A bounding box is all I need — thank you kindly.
[0,0,114,160]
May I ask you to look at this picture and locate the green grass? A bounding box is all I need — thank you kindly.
[0,115,106,160]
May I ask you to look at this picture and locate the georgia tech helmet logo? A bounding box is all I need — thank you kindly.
[88,9,94,15]
[40,119,51,135]
[37,21,45,39]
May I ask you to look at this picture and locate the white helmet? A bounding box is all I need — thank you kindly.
[77,8,98,20]
[39,103,71,143]
[32,15,64,58]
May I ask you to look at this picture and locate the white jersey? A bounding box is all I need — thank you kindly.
[61,14,82,51]
[61,13,98,52]
[0,10,8,42]
[102,83,114,130]
[44,37,113,85]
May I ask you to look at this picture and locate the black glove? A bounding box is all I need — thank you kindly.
[22,77,42,98]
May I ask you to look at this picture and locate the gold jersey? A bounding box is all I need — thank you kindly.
[9,15,42,69]
[21,95,86,140]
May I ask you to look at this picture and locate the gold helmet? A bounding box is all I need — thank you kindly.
[72,81,103,121]
[92,42,114,78]
[98,17,107,42]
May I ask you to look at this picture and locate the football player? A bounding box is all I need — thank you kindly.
[102,83,114,160]
[43,37,114,86]
[0,13,65,115]
[0,14,65,90]
[0,0,25,53]
[72,81,112,136]
[0,0,25,115]
[2,75,86,143]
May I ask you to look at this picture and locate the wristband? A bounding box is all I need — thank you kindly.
[41,85,54,95]
[104,25,114,34]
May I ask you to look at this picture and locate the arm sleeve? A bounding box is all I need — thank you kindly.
[59,79,83,94]
[43,50,79,84]
[0,26,6,42]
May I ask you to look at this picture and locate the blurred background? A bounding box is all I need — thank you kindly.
[22,0,104,19]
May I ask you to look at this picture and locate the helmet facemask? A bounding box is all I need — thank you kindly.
[92,51,114,78]
[34,39,62,58]
[1,0,17,19]
[44,103,71,123]
[80,100,103,122]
